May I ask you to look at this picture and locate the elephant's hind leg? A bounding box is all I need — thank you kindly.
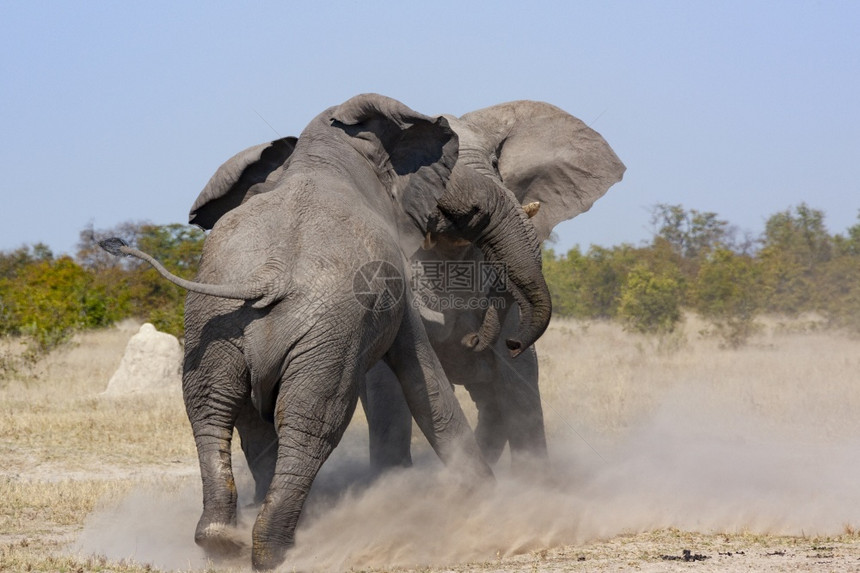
[251,356,360,570]
[183,341,250,558]
[494,346,548,468]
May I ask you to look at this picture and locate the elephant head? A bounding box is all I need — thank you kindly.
[433,101,626,354]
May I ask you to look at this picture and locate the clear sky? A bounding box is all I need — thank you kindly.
[2,1,858,256]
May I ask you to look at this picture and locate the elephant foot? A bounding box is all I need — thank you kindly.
[194,520,245,559]
[251,539,291,571]
[251,514,295,571]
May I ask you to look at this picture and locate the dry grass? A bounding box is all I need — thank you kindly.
[1,328,195,473]
[537,315,860,444]
[1,317,859,571]
[0,326,198,572]
[0,478,135,536]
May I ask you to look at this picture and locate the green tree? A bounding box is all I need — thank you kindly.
[820,211,860,330]
[832,210,860,257]
[759,204,832,314]
[650,203,732,261]
[818,255,860,331]
[617,264,682,334]
[542,244,640,320]
[76,221,205,337]
[0,257,122,352]
[847,211,860,255]
[693,248,763,347]
[542,246,583,318]
[762,203,831,265]
[0,243,53,278]
[578,245,639,318]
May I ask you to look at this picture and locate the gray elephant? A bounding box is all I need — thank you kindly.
[177,100,625,475]
[362,102,626,470]
[100,94,556,570]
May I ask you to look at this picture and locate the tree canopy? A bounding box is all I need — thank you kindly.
[543,203,860,345]
[1,222,204,362]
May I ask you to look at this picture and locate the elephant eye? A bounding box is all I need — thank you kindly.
[490,154,500,173]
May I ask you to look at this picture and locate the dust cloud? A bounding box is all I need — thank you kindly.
[74,348,860,571]
[75,479,209,570]
[285,382,860,571]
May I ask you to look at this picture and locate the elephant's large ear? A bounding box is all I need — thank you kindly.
[461,101,625,242]
[188,136,297,230]
[331,94,459,251]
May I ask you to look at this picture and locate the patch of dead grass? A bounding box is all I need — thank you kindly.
[536,316,860,447]
[1,328,196,472]
[1,538,167,573]
[0,477,136,536]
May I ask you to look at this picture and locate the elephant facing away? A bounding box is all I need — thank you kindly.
[362,101,626,471]
[181,100,626,477]
[100,94,559,570]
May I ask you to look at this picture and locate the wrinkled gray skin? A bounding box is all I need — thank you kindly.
[361,102,626,470]
[100,94,564,571]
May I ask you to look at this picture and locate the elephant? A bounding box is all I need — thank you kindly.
[99,94,558,570]
[361,101,626,471]
[169,99,626,476]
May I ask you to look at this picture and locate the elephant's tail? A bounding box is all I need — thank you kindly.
[99,237,291,309]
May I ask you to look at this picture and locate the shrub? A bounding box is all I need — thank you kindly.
[76,222,204,338]
[0,257,122,353]
[617,265,682,335]
[693,248,763,348]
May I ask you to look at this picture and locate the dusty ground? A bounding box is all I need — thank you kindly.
[2,316,860,572]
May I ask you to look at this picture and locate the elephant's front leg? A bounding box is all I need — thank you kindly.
[183,342,250,557]
[500,346,548,468]
[251,359,360,570]
[463,381,508,465]
[384,305,494,483]
[462,344,547,469]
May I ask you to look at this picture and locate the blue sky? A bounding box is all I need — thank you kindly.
[2,1,858,256]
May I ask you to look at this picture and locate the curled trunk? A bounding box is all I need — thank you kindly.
[436,165,552,357]
[461,304,501,352]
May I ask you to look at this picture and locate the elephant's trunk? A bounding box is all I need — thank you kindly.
[437,165,552,357]
[98,238,290,308]
[461,304,501,352]
[475,206,552,357]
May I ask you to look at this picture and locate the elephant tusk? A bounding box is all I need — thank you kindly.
[422,231,437,250]
[522,201,541,219]
[461,332,480,349]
